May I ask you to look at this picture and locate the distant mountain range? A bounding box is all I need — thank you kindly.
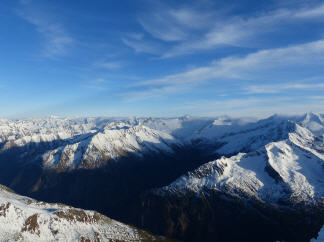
[0,113,323,241]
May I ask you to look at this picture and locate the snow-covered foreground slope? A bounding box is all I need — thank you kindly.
[0,184,162,241]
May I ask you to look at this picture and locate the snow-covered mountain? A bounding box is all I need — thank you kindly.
[1,113,324,204]
[41,123,180,170]
[1,113,324,241]
[135,113,324,241]
[0,117,181,171]
[0,184,162,241]
[156,121,324,205]
[1,113,323,172]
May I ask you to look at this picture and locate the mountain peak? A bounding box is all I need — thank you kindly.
[301,112,324,134]
[304,112,323,122]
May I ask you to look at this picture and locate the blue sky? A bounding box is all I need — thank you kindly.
[1,0,324,118]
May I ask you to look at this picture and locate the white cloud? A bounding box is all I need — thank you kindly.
[122,38,160,54]
[123,39,324,102]
[294,3,324,18]
[138,7,211,42]
[308,96,324,100]
[138,18,187,42]
[136,39,324,87]
[244,82,324,94]
[17,6,74,58]
[162,25,248,58]
[122,3,214,54]
[135,2,324,58]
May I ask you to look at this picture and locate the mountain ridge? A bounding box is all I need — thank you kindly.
[0,113,323,241]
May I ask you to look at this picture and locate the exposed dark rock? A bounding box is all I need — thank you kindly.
[135,190,324,242]
[21,214,40,236]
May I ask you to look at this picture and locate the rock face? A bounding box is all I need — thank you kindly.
[0,185,164,241]
[0,113,323,241]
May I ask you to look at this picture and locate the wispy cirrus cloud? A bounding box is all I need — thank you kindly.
[244,81,324,94]
[121,2,214,55]
[122,37,161,54]
[138,7,211,42]
[137,39,324,86]
[164,3,324,58]
[123,39,324,101]
[130,2,324,58]
[294,3,324,18]
[17,2,74,58]
[309,96,324,100]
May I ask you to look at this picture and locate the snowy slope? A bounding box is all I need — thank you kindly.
[300,113,324,136]
[0,117,104,146]
[0,184,161,241]
[0,118,182,171]
[41,122,181,170]
[0,113,323,172]
[155,116,324,206]
[141,115,256,141]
